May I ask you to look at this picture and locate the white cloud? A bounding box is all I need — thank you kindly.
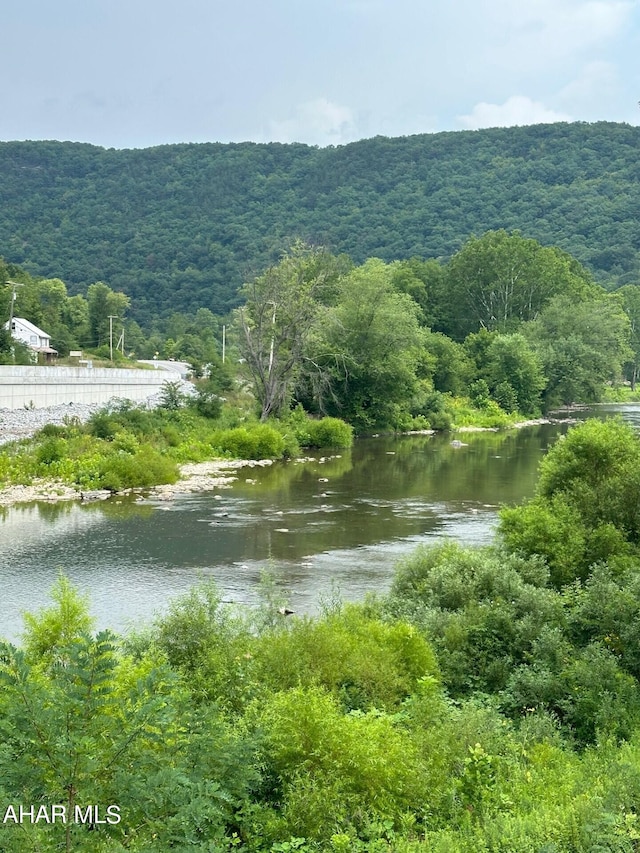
[457,95,572,130]
[268,98,358,146]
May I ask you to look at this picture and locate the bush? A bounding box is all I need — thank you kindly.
[305,417,353,448]
[148,583,255,709]
[410,390,454,431]
[250,686,426,843]
[283,407,353,448]
[503,637,640,745]
[88,411,117,440]
[500,419,640,584]
[211,425,286,460]
[192,378,224,419]
[159,380,186,410]
[96,446,179,491]
[492,380,518,413]
[252,604,440,712]
[160,425,182,447]
[386,543,562,696]
[36,438,67,466]
[39,423,68,438]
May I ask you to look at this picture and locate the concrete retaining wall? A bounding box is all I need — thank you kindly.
[0,366,181,410]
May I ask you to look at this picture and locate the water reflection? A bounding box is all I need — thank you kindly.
[0,407,635,640]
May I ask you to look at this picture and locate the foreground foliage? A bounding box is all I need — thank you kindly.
[4,420,640,850]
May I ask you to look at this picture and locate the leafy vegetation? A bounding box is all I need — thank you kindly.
[0,394,354,494]
[6,119,640,850]
[4,420,640,849]
[500,418,640,585]
[230,236,633,432]
[2,216,637,435]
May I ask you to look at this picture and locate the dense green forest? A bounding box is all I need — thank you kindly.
[1,122,639,325]
[5,419,640,851]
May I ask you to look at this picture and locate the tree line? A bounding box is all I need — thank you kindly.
[3,230,638,432]
[1,122,640,324]
[237,234,635,430]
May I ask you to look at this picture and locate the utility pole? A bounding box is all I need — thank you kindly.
[222,324,226,364]
[5,281,24,363]
[5,280,24,331]
[108,315,117,361]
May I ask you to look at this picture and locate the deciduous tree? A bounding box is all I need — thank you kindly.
[237,243,339,420]
[317,258,424,430]
[525,294,631,407]
[443,230,596,340]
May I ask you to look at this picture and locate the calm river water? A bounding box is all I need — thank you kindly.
[1,405,638,641]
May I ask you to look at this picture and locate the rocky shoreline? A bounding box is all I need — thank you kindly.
[0,458,275,509]
[457,416,578,433]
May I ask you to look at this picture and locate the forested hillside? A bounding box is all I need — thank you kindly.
[1,121,639,325]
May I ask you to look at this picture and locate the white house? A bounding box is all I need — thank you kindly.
[4,317,58,362]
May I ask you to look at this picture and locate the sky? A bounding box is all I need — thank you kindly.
[1,0,639,150]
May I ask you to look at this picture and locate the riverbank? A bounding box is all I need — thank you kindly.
[0,411,576,508]
[0,458,277,508]
[457,415,578,433]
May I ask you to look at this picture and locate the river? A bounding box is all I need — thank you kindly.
[1,405,637,641]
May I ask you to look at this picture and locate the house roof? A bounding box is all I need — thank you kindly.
[9,317,51,338]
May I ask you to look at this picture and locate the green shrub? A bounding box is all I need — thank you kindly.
[282,407,353,448]
[470,379,491,408]
[159,380,186,410]
[305,417,354,448]
[39,423,68,438]
[446,396,513,428]
[192,378,224,419]
[492,380,518,413]
[386,544,562,697]
[427,410,453,431]
[36,438,68,466]
[250,686,426,843]
[284,404,312,445]
[160,425,182,447]
[88,411,117,440]
[500,419,640,585]
[107,402,157,435]
[96,446,179,491]
[253,604,440,712]
[503,637,640,745]
[148,582,255,709]
[112,430,140,454]
[411,390,454,431]
[212,424,286,460]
